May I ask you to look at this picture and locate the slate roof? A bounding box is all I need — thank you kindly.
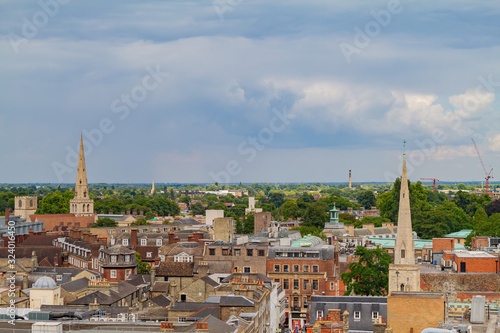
[0,247,62,267]
[219,295,254,307]
[61,278,89,293]
[19,234,58,246]
[353,228,373,236]
[126,274,151,287]
[151,294,171,307]
[373,227,394,235]
[179,315,235,333]
[68,281,138,306]
[169,302,219,312]
[200,276,219,288]
[151,281,170,293]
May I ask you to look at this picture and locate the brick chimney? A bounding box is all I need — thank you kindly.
[126,209,131,215]
[5,207,10,226]
[169,233,175,244]
[382,222,394,233]
[132,209,137,216]
[328,309,342,324]
[131,229,138,249]
[344,224,355,236]
[139,209,144,216]
[195,322,209,332]
[108,210,113,215]
[362,223,374,234]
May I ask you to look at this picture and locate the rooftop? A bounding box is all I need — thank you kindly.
[444,230,473,239]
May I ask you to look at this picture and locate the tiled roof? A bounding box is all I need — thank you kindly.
[219,295,254,307]
[151,294,171,307]
[157,262,194,277]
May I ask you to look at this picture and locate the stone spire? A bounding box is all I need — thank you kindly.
[74,133,89,199]
[70,134,94,216]
[394,154,415,265]
[150,181,155,195]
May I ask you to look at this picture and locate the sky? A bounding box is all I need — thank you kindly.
[1,0,500,184]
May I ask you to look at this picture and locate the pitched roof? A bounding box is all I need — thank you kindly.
[200,276,219,288]
[157,262,194,277]
[151,294,171,307]
[61,278,89,293]
[219,295,254,307]
[152,281,170,292]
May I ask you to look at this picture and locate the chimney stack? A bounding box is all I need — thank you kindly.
[126,209,131,215]
[5,207,10,226]
[349,170,352,189]
[131,229,138,249]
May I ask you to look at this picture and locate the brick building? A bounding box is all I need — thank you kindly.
[442,249,498,273]
[266,236,338,329]
[98,244,138,281]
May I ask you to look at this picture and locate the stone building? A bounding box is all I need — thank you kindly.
[14,196,37,220]
[98,245,138,281]
[213,217,234,243]
[254,212,272,234]
[266,236,338,329]
[29,276,62,309]
[388,154,420,293]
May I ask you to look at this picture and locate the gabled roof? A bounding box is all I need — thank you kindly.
[219,295,254,307]
[151,294,171,307]
[61,278,89,293]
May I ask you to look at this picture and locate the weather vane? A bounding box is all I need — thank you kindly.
[403,140,407,155]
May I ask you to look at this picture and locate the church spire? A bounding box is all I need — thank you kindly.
[394,151,415,265]
[75,133,88,197]
[70,134,94,216]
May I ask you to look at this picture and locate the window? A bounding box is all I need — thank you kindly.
[140,239,147,246]
[178,317,186,323]
[234,248,240,256]
[303,265,309,272]
[125,255,130,263]
[209,248,215,255]
[293,265,299,272]
[56,275,62,282]
[330,282,335,290]
[30,200,33,207]
[122,239,129,246]
[234,266,238,272]
[258,250,265,256]
[126,269,131,278]
[247,249,253,256]
[312,265,319,272]
[401,249,405,259]
[222,248,229,256]
[283,279,289,290]
[146,252,152,258]
[283,265,289,272]
[111,255,117,263]
[354,311,361,320]
[303,279,309,290]
[110,238,116,245]
[244,267,251,273]
[156,239,162,246]
[274,278,280,284]
[274,264,280,272]
[110,270,117,278]
[316,310,323,319]
[372,311,379,320]
[312,280,318,290]
[293,279,299,290]
[303,297,308,308]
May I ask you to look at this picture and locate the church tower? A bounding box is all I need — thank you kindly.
[70,134,94,217]
[388,151,420,293]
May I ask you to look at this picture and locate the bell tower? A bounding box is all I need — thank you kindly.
[70,134,94,217]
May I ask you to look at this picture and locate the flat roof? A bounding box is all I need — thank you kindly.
[444,230,473,238]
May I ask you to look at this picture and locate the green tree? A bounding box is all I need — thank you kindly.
[302,202,328,228]
[280,200,301,220]
[357,190,376,209]
[190,202,206,215]
[268,192,285,208]
[145,211,156,220]
[341,246,392,296]
[360,216,391,227]
[136,253,151,274]
[243,213,255,234]
[92,217,118,228]
[36,190,73,214]
[292,225,326,240]
[131,217,150,226]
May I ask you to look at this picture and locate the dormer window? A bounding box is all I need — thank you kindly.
[141,239,147,246]
[156,239,162,246]
[125,255,130,263]
[111,255,117,263]
[122,239,129,246]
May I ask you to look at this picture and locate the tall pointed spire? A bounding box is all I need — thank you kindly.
[394,154,415,265]
[75,133,88,196]
[70,134,94,216]
[388,142,420,293]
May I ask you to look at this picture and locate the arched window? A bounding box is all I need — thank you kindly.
[18,200,22,208]
[84,191,87,198]
[30,200,33,208]
[400,284,405,291]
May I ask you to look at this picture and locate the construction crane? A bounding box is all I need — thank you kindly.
[420,178,440,192]
[471,138,494,195]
